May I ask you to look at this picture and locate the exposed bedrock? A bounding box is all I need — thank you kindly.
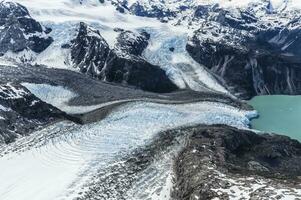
[114,29,150,56]
[171,125,301,200]
[71,22,111,77]
[128,2,177,21]
[71,22,178,93]
[187,22,301,99]
[0,1,53,54]
[0,83,64,144]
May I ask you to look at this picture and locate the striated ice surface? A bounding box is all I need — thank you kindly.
[0,100,253,200]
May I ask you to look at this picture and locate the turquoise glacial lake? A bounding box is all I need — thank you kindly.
[249,95,301,141]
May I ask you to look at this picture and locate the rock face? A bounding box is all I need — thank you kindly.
[187,27,301,99]
[71,22,178,93]
[109,0,178,21]
[0,2,53,55]
[0,83,64,144]
[128,2,177,21]
[108,0,301,99]
[70,22,111,78]
[185,5,301,99]
[171,125,301,200]
[109,0,275,23]
[114,30,150,56]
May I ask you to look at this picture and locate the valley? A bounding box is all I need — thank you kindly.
[0,0,301,200]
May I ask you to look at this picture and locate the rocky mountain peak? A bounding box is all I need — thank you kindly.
[71,22,178,92]
[114,30,150,56]
[0,1,53,55]
[0,1,29,19]
[71,22,110,77]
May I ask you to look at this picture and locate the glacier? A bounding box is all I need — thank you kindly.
[0,0,300,199]
[0,100,254,200]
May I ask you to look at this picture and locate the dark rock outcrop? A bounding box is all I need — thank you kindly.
[171,125,301,200]
[0,1,53,54]
[114,30,150,56]
[186,8,301,99]
[193,4,258,31]
[128,2,177,20]
[187,30,301,99]
[104,53,178,93]
[71,22,178,93]
[71,22,111,77]
[0,83,64,144]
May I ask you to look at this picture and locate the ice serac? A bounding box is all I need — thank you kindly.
[71,22,178,93]
[0,1,53,55]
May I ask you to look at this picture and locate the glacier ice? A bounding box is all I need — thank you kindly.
[0,100,254,200]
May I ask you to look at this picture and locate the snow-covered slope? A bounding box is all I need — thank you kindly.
[3,0,301,96]
[1,0,300,96]
[109,0,301,21]
[0,0,232,94]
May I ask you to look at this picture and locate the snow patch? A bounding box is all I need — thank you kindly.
[21,83,76,110]
[21,83,110,114]
[20,83,135,114]
[0,104,10,112]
